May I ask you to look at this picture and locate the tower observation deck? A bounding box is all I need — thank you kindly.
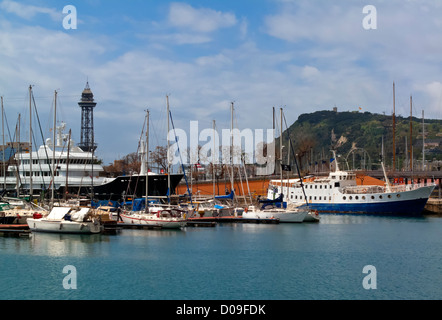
[78,82,97,152]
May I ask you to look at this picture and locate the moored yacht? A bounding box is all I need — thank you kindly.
[4,122,105,196]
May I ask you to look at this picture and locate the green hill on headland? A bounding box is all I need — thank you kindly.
[281,109,442,172]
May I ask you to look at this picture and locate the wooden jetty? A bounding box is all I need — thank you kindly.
[117,216,279,229]
[188,216,279,224]
[0,225,31,238]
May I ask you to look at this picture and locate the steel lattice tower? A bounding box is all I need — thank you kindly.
[78,82,97,152]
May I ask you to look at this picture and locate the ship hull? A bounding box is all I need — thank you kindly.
[299,197,430,216]
[270,183,435,216]
[93,174,184,201]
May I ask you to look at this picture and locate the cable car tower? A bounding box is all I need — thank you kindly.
[78,81,97,152]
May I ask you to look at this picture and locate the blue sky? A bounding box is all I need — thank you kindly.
[1,0,442,165]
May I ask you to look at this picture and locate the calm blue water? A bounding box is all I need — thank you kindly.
[1,215,441,300]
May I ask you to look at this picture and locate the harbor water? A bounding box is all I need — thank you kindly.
[1,214,441,301]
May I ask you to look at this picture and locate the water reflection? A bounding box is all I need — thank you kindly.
[29,233,109,257]
[120,228,186,238]
[317,213,429,224]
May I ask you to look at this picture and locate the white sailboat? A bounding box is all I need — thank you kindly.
[243,107,314,223]
[120,203,188,229]
[119,105,189,229]
[27,206,102,234]
[242,203,308,223]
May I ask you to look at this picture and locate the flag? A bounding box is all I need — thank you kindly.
[281,164,291,171]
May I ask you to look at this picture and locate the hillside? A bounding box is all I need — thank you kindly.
[281,109,442,172]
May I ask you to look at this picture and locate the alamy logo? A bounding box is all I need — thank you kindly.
[62,265,77,290]
[362,265,377,290]
[167,121,275,176]
[63,5,77,30]
[362,5,377,30]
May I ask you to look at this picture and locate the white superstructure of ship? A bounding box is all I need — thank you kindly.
[5,123,105,193]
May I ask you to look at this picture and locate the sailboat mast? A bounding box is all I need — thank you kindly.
[29,85,34,198]
[1,97,5,190]
[17,114,20,198]
[145,109,149,210]
[166,95,171,204]
[65,129,71,201]
[52,90,57,205]
[230,102,234,193]
[422,110,425,171]
[280,108,283,197]
[213,119,216,198]
[392,82,396,172]
[410,95,413,171]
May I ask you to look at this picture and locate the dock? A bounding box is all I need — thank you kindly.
[0,225,31,238]
[116,216,279,230]
[424,198,442,215]
[188,216,280,224]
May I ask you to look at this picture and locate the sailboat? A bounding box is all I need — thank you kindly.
[242,107,311,223]
[27,206,102,234]
[120,106,189,229]
[25,89,103,234]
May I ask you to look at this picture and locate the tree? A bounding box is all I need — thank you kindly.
[150,146,168,172]
[103,152,140,176]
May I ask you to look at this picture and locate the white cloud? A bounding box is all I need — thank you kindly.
[2,0,442,164]
[0,0,60,21]
[168,2,237,33]
[149,33,212,45]
[415,82,442,117]
[301,66,320,81]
